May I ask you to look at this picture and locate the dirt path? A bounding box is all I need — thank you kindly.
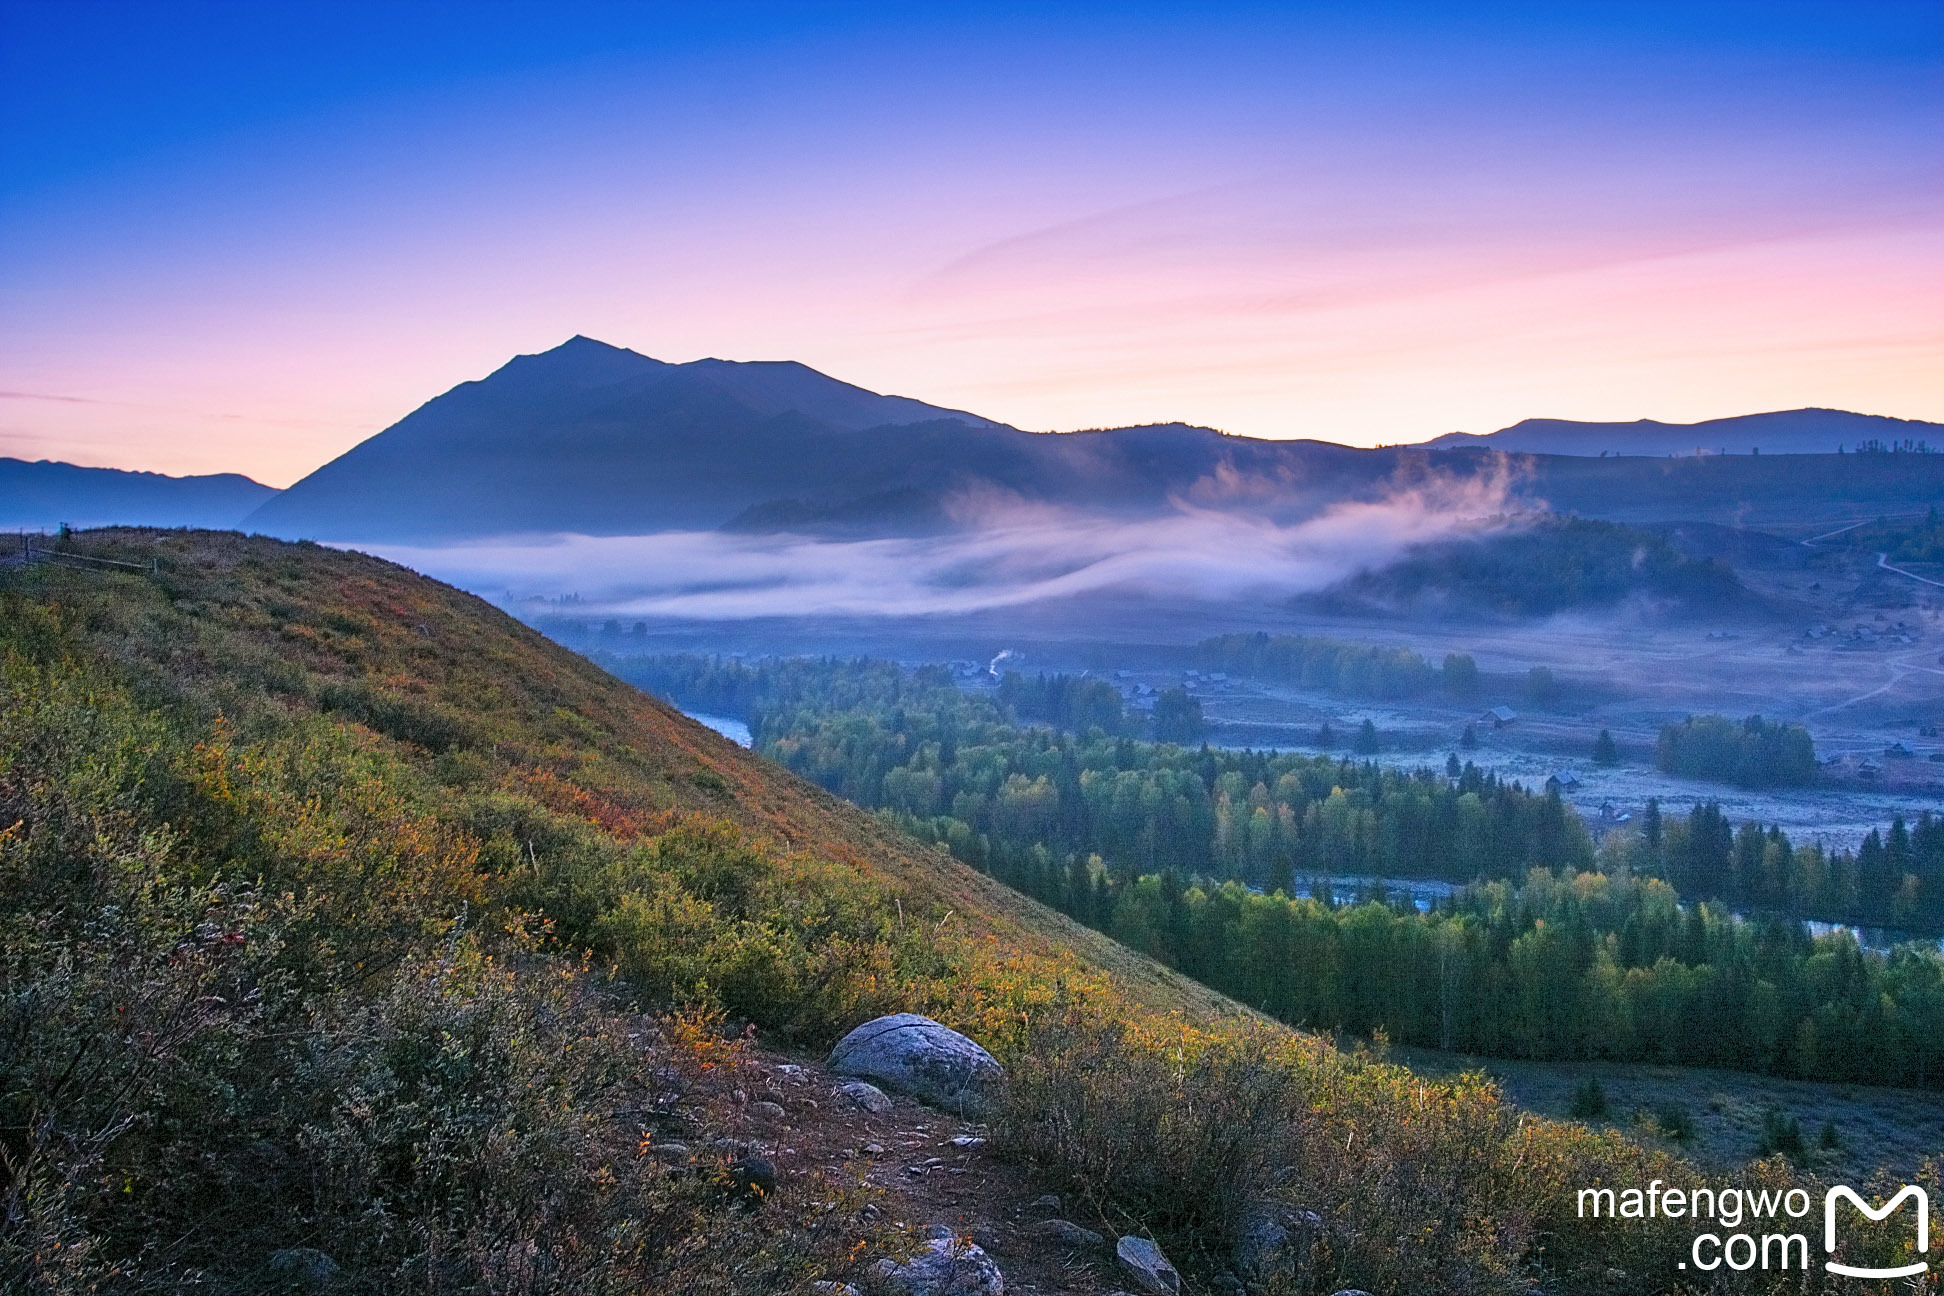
[1879,551,1944,590]
[697,1036,1144,1295]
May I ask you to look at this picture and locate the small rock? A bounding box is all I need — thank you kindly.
[1330,1290,1375,1296]
[1031,1219,1105,1251]
[756,1087,787,1104]
[1027,1193,1062,1214]
[749,1100,787,1122]
[268,1247,338,1287]
[874,1236,1005,1296]
[836,1080,895,1113]
[647,1141,691,1162]
[1116,1235,1181,1296]
[949,1135,987,1148]
[863,1143,886,1155]
[828,1013,1004,1115]
[726,1156,776,1206]
[776,1064,805,1079]
[1235,1205,1290,1278]
[810,1284,859,1296]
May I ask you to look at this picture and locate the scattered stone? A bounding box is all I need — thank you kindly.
[1026,1193,1062,1214]
[949,1135,987,1148]
[776,1064,806,1079]
[1030,1219,1105,1251]
[647,1141,691,1162]
[874,1236,1005,1296]
[827,1013,1003,1114]
[863,1143,886,1155]
[726,1156,776,1206]
[1330,1290,1375,1296]
[1116,1235,1182,1296]
[810,1284,859,1296]
[749,1100,787,1123]
[268,1248,338,1287]
[835,1080,895,1113]
[1235,1205,1290,1278]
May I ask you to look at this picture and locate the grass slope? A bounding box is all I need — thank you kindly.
[1,530,1909,1295]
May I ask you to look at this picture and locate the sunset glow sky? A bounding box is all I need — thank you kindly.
[3,1,1940,487]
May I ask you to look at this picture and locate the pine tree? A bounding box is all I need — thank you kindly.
[1593,728,1618,766]
[1355,719,1380,754]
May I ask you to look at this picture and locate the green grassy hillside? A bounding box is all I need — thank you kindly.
[0,530,1903,1295]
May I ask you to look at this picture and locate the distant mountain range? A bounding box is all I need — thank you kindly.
[1417,408,1942,457]
[0,458,275,532]
[13,337,1944,542]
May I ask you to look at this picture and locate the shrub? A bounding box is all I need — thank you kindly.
[1758,1108,1807,1161]
[1653,1102,1695,1143]
[1569,1077,1608,1118]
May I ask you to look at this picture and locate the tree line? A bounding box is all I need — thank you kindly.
[620,654,1593,890]
[1610,798,1944,934]
[1097,867,1944,1088]
[1656,713,1817,787]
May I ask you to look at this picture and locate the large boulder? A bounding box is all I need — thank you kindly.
[874,1236,1005,1295]
[827,1014,1002,1114]
[1115,1235,1181,1295]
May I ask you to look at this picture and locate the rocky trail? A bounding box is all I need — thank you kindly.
[661,1012,1288,1296]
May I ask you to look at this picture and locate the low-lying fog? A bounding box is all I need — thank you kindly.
[355,477,1513,620]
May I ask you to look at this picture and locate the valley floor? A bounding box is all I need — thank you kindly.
[1393,1045,1944,1184]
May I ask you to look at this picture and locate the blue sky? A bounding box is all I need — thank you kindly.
[3,1,1939,482]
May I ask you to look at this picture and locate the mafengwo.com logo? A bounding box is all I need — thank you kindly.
[1577,1181,1930,1278]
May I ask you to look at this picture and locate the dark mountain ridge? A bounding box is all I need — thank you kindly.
[1419,407,1942,457]
[0,457,276,531]
[235,336,1944,541]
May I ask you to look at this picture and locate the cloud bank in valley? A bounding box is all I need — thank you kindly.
[358,471,1518,621]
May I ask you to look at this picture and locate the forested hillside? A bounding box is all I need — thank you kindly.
[623,652,1944,1087]
[0,531,1911,1294]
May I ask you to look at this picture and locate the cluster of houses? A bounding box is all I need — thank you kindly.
[1801,616,1924,648]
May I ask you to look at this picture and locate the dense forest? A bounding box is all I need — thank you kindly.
[620,654,1596,889]
[1196,632,1447,700]
[1612,799,1944,933]
[1656,713,1818,787]
[1096,868,1944,1088]
[1306,514,1746,616]
[619,652,1944,1086]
